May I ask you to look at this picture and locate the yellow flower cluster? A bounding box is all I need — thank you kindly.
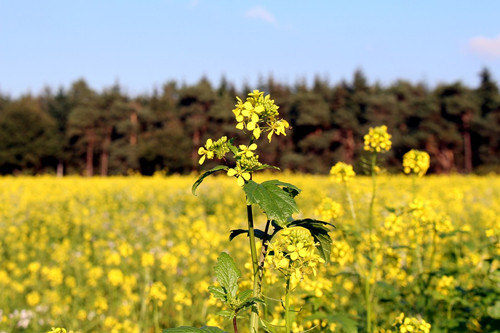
[364,125,392,152]
[392,313,431,333]
[232,90,289,141]
[266,227,325,287]
[329,162,356,183]
[47,328,67,333]
[198,136,230,165]
[149,281,168,306]
[436,275,457,297]
[314,197,343,222]
[403,149,430,177]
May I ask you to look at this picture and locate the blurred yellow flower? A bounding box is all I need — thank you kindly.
[364,125,392,153]
[403,149,430,177]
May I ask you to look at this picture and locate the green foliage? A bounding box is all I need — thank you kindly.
[208,253,263,320]
[192,165,229,195]
[243,180,301,226]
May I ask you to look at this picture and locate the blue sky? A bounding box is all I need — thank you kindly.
[1,0,500,97]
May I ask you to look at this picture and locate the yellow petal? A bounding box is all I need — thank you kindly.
[251,113,259,123]
[242,172,251,181]
[199,155,206,165]
[253,126,261,139]
[236,176,245,187]
[227,169,237,177]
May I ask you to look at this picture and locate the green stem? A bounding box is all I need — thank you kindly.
[344,181,357,222]
[285,276,291,333]
[247,203,260,333]
[140,267,151,332]
[411,174,417,202]
[154,302,160,333]
[368,153,377,244]
[445,301,454,333]
[366,153,378,333]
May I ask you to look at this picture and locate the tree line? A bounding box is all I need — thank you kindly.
[0,68,499,176]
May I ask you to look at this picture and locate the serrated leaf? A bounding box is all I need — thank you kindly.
[243,180,300,225]
[238,297,265,312]
[216,310,235,318]
[229,229,268,241]
[208,286,226,301]
[192,165,229,195]
[214,252,240,299]
[288,219,334,263]
[237,289,253,302]
[163,326,227,333]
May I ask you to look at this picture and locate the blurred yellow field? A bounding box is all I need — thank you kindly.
[0,174,498,332]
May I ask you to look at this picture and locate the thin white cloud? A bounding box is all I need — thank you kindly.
[245,6,278,26]
[468,34,500,59]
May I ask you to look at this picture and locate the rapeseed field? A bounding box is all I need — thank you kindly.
[0,173,498,332]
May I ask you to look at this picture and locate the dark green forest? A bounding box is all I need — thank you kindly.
[0,69,499,176]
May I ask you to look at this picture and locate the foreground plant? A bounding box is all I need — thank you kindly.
[164,90,334,333]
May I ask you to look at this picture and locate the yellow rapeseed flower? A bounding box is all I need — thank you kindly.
[403,149,430,177]
[330,162,356,183]
[363,125,392,153]
[227,163,251,187]
[107,268,124,286]
[26,291,41,307]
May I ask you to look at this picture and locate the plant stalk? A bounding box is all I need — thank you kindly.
[233,316,239,333]
[285,276,292,333]
[247,203,260,333]
[344,181,357,222]
[365,153,378,333]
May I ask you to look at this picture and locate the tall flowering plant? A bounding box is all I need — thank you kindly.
[167,90,334,333]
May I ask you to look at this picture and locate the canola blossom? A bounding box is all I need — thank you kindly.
[0,174,498,332]
[364,125,392,152]
[232,90,289,142]
[403,149,431,177]
[329,162,356,183]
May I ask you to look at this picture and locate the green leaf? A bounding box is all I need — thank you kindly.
[192,165,229,195]
[213,252,240,299]
[227,139,238,155]
[163,326,227,333]
[237,297,265,312]
[229,229,268,241]
[243,180,300,225]
[216,310,235,318]
[288,219,334,263]
[255,164,280,172]
[237,289,253,302]
[488,300,500,319]
[208,286,226,301]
